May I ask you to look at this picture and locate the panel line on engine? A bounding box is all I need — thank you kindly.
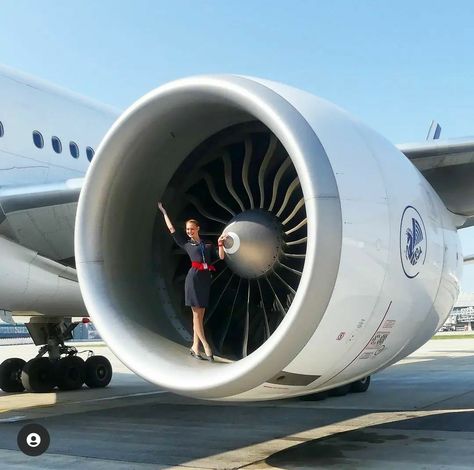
[267,371,321,386]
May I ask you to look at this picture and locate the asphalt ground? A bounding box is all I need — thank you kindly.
[0,338,473,469]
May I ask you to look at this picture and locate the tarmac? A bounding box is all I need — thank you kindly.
[0,336,473,469]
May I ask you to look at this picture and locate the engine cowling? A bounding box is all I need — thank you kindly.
[75,75,462,400]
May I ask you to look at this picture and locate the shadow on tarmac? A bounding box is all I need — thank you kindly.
[0,347,472,467]
[266,410,474,469]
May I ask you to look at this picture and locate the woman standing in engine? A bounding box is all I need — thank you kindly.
[158,202,226,361]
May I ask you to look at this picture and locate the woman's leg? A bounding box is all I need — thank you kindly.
[192,307,212,356]
[192,327,200,354]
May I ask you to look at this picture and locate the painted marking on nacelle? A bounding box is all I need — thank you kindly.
[400,206,427,279]
[382,319,396,329]
[317,301,393,386]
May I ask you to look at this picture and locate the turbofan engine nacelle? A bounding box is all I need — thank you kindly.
[76,76,461,400]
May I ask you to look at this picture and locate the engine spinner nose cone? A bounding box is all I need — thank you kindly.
[223,209,283,279]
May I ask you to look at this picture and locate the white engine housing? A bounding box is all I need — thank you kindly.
[76,75,462,400]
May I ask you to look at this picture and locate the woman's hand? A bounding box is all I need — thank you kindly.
[157,202,166,214]
[218,233,227,260]
[159,202,175,233]
[217,232,228,252]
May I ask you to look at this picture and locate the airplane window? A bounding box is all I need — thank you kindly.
[86,146,95,162]
[69,141,79,159]
[52,136,62,154]
[32,131,44,149]
[0,121,3,137]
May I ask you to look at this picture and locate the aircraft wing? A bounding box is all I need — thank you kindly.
[398,138,474,228]
[0,178,83,263]
[464,254,474,264]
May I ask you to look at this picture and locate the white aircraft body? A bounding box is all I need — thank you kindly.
[0,66,473,400]
[0,65,116,319]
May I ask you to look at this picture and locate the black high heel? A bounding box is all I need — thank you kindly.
[189,349,203,360]
[203,351,214,362]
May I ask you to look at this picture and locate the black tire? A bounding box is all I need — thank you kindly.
[329,384,351,397]
[350,376,371,393]
[55,356,85,391]
[84,356,112,388]
[21,358,55,393]
[0,358,26,392]
[299,391,329,401]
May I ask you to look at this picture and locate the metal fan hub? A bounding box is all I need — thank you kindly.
[223,209,283,279]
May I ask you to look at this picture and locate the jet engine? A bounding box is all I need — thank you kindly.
[75,75,462,400]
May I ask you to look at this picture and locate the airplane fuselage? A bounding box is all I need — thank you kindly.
[0,65,117,316]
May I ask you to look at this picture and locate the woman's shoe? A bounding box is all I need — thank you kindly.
[202,352,214,362]
[189,349,203,360]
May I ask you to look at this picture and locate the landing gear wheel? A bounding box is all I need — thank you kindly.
[21,358,55,393]
[329,384,351,397]
[300,391,329,401]
[55,356,85,391]
[350,376,371,393]
[0,358,26,392]
[84,356,112,388]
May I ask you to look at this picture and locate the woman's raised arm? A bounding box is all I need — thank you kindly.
[158,202,175,233]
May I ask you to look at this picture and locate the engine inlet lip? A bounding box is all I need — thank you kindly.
[76,75,342,399]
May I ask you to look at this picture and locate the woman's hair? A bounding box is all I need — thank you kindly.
[185,219,200,228]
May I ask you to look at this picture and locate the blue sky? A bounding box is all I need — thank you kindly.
[2,1,474,291]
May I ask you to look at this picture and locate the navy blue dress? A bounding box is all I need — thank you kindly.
[172,232,217,308]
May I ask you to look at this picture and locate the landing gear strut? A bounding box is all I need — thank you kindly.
[0,318,113,393]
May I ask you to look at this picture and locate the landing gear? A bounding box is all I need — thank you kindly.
[329,383,352,397]
[55,356,85,391]
[21,358,55,393]
[0,318,113,393]
[300,391,328,401]
[350,376,371,393]
[0,358,26,392]
[300,376,371,401]
[84,356,112,388]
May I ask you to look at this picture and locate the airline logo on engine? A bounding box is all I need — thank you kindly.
[400,206,427,278]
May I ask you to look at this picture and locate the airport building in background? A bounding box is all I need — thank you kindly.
[443,292,474,331]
